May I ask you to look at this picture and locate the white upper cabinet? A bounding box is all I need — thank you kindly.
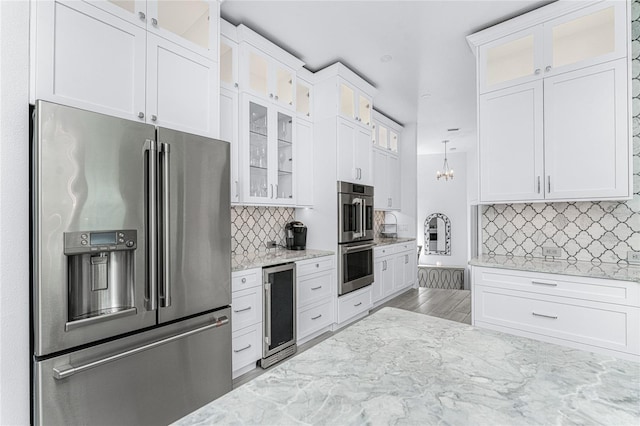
[146,33,219,138]
[32,0,219,138]
[372,111,402,210]
[477,1,626,94]
[479,27,543,94]
[479,81,544,203]
[339,80,372,127]
[296,79,313,120]
[32,1,146,120]
[543,59,628,200]
[470,0,631,203]
[220,35,239,92]
[86,0,219,60]
[240,94,296,206]
[237,25,304,111]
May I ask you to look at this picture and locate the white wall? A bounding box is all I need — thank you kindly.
[0,1,31,424]
[417,152,468,267]
[393,122,417,238]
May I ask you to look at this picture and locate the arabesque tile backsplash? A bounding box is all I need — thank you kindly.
[231,206,294,254]
[481,3,640,264]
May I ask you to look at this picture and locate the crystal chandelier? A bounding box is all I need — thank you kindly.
[436,140,454,181]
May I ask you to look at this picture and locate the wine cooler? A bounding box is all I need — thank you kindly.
[260,263,297,368]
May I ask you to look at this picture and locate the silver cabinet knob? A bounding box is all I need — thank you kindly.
[234,82,239,88]
[269,93,274,99]
[241,278,246,283]
[316,263,319,268]
[138,112,144,119]
[545,66,552,72]
[274,95,279,100]
[534,68,541,75]
[138,11,146,21]
[306,112,310,117]
[151,18,158,26]
[151,115,157,122]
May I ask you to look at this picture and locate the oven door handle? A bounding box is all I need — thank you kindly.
[351,198,363,238]
[361,198,366,237]
[343,243,375,253]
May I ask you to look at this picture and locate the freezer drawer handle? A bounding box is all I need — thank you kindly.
[52,316,229,380]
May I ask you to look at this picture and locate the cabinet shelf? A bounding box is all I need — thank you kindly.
[250,129,268,138]
[278,170,292,176]
[278,139,292,147]
[250,165,268,171]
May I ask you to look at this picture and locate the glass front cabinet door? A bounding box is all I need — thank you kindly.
[243,46,296,111]
[242,95,295,205]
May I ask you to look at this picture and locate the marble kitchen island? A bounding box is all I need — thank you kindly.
[175,308,640,425]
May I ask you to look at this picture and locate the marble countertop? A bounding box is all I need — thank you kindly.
[232,248,335,272]
[470,254,640,283]
[373,237,416,247]
[175,307,639,425]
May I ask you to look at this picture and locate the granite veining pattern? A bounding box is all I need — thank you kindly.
[175,308,640,425]
[374,237,416,247]
[470,254,640,283]
[232,249,334,272]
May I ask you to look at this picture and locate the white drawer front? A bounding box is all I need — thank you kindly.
[232,324,261,373]
[395,242,416,252]
[232,268,261,292]
[474,267,639,307]
[337,287,372,324]
[374,246,394,257]
[475,285,640,355]
[297,256,334,277]
[298,271,333,308]
[231,286,262,332]
[298,299,334,340]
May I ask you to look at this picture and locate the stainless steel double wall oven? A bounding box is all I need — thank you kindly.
[337,181,375,296]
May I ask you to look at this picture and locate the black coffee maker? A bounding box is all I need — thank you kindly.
[285,221,307,250]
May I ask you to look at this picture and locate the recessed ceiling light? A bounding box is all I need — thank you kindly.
[380,54,393,63]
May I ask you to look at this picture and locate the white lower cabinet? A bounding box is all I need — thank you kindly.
[231,268,262,378]
[472,267,640,361]
[373,242,417,305]
[296,256,335,343]
[336,286,372,325]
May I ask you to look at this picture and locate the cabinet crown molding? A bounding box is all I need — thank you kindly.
[466,0,604,54]
[314,62,377,98]
[237,24,305,70]
[220,18,238,41]
[372,109,403,132]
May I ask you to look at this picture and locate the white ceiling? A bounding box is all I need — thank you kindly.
[221,0,553,154]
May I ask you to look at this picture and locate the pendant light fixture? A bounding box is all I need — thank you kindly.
[436,140,454,181]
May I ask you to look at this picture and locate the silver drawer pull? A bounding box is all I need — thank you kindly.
[532,312,558,320]
[532,280,557,287]
[311,286,322,290]
[241,278,246,283]
[354,302,362,307]
[233,344,252,353]
[233,306,252,313]
[311,314,322,320]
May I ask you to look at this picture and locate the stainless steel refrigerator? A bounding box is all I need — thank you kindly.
[31,100,232,425]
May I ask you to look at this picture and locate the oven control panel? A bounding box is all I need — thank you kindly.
[64,230,137,255]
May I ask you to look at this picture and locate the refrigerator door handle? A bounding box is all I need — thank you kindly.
[160,142,171,308]
[52,316,229,380]
[145,139,158,312]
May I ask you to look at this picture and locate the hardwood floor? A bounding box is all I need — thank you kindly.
[233,287,471,388]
